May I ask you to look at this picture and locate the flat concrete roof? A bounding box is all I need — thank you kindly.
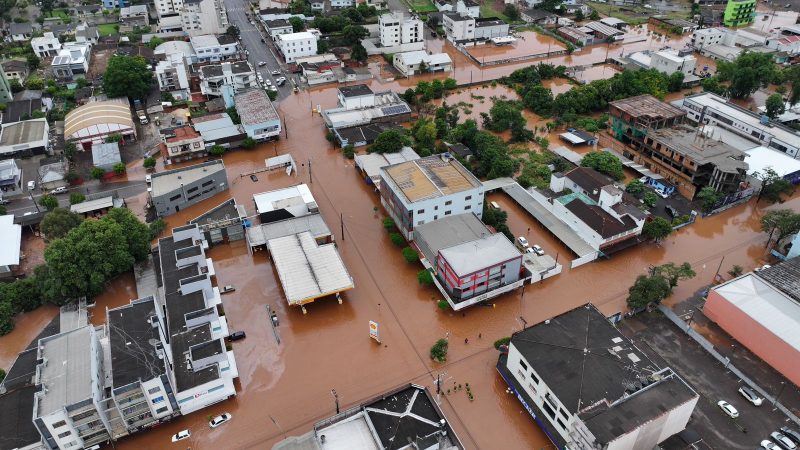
[440,233,520,277]
[0,215,21,267]
[35,326,93,417]
[382,155,482,204]
[0,118,47,147]
[150,160,226,197]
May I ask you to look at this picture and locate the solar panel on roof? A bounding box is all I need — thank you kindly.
[382,105,410,116]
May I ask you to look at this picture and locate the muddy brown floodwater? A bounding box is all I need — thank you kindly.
[2,23,800,449]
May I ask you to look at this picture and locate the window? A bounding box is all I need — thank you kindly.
[417,209,424,214]
[519,359,528,371]
[444,211,451,216]
[465,195,472,200]
[169,194,182,202]
[556,417,567,430]
[57,431,72,439]
[156,406,169,414]
[464,205,471,210]
[529,370,539,385]
[542,401,556,419]
[152,396,165,404]
[202,180,214,187]
[187,186,198,193]
[444,200,452,206]
[148,387,161,394]
[52,421,67,428]
[528,383,537,395]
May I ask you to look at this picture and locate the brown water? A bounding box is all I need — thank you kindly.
[466,32,566,63]
[3,36,798,448]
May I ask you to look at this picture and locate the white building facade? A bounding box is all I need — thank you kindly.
[30,32,61,58]
[379,12,424,48]
[650,49,696,76]
[180,0,229,36]
[276,32,318,63]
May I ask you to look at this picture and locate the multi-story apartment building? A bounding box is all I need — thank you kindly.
[149,160,229,216]
[498,304,698,450]
[190,34,239,63]
[199,61,255,97]
[608,94,686,143]
[650,49,696,76]
[156,53,191,92]
[276,32,318,63]
[443,13,474,41]
[51,42,92,81]
[379,154,484,240]
[154,0,184,17]
[234,88,281,141]
[0,70,11,103]
[180,0,229,36]
[723,0,755,26]
[677,92,800,159]
[379,12,423,48]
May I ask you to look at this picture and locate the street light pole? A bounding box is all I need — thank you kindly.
[773,381,786,407]
[331,389,340,414]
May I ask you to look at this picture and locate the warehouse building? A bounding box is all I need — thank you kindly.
[149,160,229,217]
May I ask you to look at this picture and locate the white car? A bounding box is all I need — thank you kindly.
[209,412,232,428]
[717,400,739,418]
[738,386,763,406]
[770,432,797,450]
[50,186,68,195]
[517,236,529,249]
[762,441,779,450]
[531,244,545,256]
[265,79,272,86]
[754,264,772,272]
[271,69,280,76]
[171,429,191,442]
[275,76,286,83]
[268,85,278,92]
[258,61,267,67]
[27,180,35,190]
[145,174,152,184]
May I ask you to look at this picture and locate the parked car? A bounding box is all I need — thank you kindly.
[269,85,278,92]
[738,385,763,406]
[50,186,68,195]
[664,205,679,218]
[276,78,286,86]
[271,69,280,75]
[762,441,779,450]
[754,264,772,272]
[27,180,35,190]
[0,199,9,205]
[490,201,500,209]
[516,236,529,249]
[145,174,151,184]
[171,430,191,442]
[780,427,800,445]
[258,61,267,66]
[771,432,798,450]
[531,244,545,256]
[717,400,739,418]
[228,331,246,341]
[209,413,232,428]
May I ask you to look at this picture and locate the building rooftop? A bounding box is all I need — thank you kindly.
[714,272,800,352]
[647,124,748,173]
[35,326,93,417]
[338,84,373,98]
[189,198,245,231]
[413,212,492,264]
[474,17,505,27]
[246,213,331,247]
[108,297,166,388]
[64,98,133,140]
[253,184,317,216]
[267,231,354,305]
[323,91,411,129]
[440,233,520,277]
[235,88,280,126]
[265,18,292,28]
[91,141,121,167]
[610,94,686,121]
[522,9,557,19]
[354,146,419,184]
[70,195,121,214]
[171,323,220,391]
[584,21,624,36]
[564,197,637,238]
[0,215,21,268]
[382,154,482,203]
[277,31,316,42]
[1,348,38,392]
[395,50,452,66]
[150,159,226,197]
[745,146,800,178]
[189,34,220,49]
[0,385,41,450]
[191,113,242,142]
[755,258,800,302]
[511,303,696,432]
[165,126,201,143]
[0,118,47,147]
[564,167,613,199]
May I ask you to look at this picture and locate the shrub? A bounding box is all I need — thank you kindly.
[69,192,85,205]
[430,338,448,362]
[143,157,156,169]
[493,337,511,350]
[209,145,226,156]
[418,270,434,285]
[342,144,355,159]
[242,137,257,149]
[401,247,419,263]
[39,194,58,211]
[437,299,449,310]
[382,217,395,230]
[148,219,167,239]
[91,167,105,179]
[389,232,404,246]
[112,162,126,175]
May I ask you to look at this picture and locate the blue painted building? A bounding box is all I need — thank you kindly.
[102,0,129,9]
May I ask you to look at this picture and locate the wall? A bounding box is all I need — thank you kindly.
[704,289,800,387]
[152,171,229,216]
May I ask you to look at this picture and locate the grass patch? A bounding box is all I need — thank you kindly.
[46,9,70,20]
[97,23,117,36]
[407,0,437,13]
[479,3,510,22]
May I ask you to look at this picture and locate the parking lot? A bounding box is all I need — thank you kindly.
[619,312,800,450]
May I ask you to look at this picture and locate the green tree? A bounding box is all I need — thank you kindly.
[146,36,164,49]
[389,232,405,246]
[112,162,126,175]
[341,25,369,46]
[642,191,658,208]
[716,51,777,99]
[342,144,355,159]
[25,76,44,90]
[430,338,448,362]
[414,119,437,151]
[8,79,23,93]
[41,208,83,240]
[370,130,407,154]
[626,273,671,310]
[0,301,15,335]
[696,186,723,213]
[761,209,800,247]
[443,78,457,91]
[148,218,167,239]
[106,208,152,262]
[417,270,433,285]
[0,205,6,215]
[27,53,40,70]
[625,179,645,198]
[653,262,695,290]
[580,151,624,181]
[351,43,368,62]
[701,76,725,95]
[209,144,226,156]
[91,167,106,180]
[401,247,419,263]
[226,106,241,124]
[102,55,153,101]
[383,217,395,230]
[765,93,786,120]
[143,157,156,169]
[289,16,304,32]
[39,194,58,211]
[242,137,257,149]
[574,8,584,21]
[755,167,793,203]
[667,71,684,92]
[69,192,85,205]
[503,4,520,20]
[226,25,240,38]
[589,9,600,20]
[728,265,743,278]
[642,217,672,242]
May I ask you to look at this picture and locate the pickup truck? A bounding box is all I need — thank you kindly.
[136,110,148,124]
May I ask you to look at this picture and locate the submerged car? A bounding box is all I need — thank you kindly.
[171,430,191,442]
[209,413,232,428]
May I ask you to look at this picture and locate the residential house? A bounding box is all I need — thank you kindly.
[234,88,281,141]
[650,48,696,76]
[561,2,590,15]
[435,0,480,17]
[548,167,646,252]
[443,13,474,42]
[393,50,452,76]
[0,159,22,194]
[2,59,30,82]
[156,53,191,93]
[149,160,228,216]
[190,34,239,63]
[766,35,800,54]
[103,0,129,8]
[10,22,33,42]
[75,22,99,44]
[180,0,229,36]
[379,12,424,52]
[51,42,92,80]
[379,154,484,240]
[155,0,184,18]
[265,19,294,40]
[160,126,206,163]
[199,61,256,97]
[30,32,61,58]
[120,5,150,26]
[498,303,698,450]
[276,32,318,63]
[677,92,800,158]
[322,86,411,129]
[521,9,558,25]
[192,112,246,148]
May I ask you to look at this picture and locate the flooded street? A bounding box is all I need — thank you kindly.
[2,21,799,449]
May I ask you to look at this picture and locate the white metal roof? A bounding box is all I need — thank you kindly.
[0,215,21,267]
[745,146,800,177]
[713,274,800,353]
[267,232,354,305]
[253,184,316,214]
[559,132,586,145]
[439,233,520,277]
[70,196,115,214]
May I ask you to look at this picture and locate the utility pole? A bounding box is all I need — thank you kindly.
[714,255,725,282]
[331,389,339,414]
[308,158,312,184]
[773,381,786,408]
[28,191,41,213]
[340,212,345,241]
